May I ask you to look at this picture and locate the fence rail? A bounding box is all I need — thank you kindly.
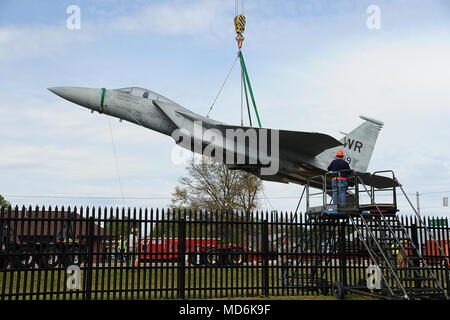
[0,206,449,300]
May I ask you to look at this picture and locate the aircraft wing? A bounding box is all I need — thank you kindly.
[257,170,399,190]
[218,125,342,157]
[355,172,401,188]
[152,100,223,128]
[152,100,180,127]
[151,102,341,157]
[278,129,342,157]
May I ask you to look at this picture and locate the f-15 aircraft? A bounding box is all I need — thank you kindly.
[48,86,392,189]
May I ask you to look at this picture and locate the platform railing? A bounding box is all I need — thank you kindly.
[306,169,363,212]
[306,169,402,214]
[306,175,325,210]
[371,170,397,209]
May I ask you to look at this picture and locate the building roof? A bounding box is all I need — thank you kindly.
[2,210,108,240]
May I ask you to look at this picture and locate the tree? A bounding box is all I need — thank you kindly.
[104,217,139,236]
[170,157,262,214]
[169,157,263,244]
[0,194,10,208]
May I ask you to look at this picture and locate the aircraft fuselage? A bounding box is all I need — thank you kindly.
[48,86,383,188]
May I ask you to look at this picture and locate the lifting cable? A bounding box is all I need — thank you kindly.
[238,50,261,127]
[206,55,239,119]
[262,189,275,212]
[234,0,262,128]
[107,118,126,206]
[240,58,244,126]
[207,0,262,128]
[106,98,160,208]
[242,65,252,126]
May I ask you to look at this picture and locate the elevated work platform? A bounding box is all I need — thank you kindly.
[305,170,399,217]
[283,170,449,300]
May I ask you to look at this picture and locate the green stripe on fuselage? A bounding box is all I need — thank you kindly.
[100,88,106,113]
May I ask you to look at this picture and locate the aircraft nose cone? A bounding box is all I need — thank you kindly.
[48,86,103,112]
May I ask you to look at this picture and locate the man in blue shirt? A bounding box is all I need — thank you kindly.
[327,150,351,204]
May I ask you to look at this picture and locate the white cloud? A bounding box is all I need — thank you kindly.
[0,143,141,179]
[0,25,94,61]
[111,0,232,38]
[0,99,171,146]
[254,32,450,135]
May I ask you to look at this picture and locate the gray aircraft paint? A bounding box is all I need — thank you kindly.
[315,116,383,173]
[48,86,386,189]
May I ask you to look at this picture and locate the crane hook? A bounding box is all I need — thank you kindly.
[234,14,246,49]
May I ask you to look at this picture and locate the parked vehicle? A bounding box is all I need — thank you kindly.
[423,240,450,266]
[138,238,250,266]
[0,218,87,270]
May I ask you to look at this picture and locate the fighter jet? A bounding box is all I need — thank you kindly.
[48,86,392,190]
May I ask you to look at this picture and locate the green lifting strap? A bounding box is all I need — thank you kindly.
[242,68,252,127]
[238,51,262,128]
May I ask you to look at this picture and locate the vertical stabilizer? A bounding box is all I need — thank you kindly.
[317,115,383,172]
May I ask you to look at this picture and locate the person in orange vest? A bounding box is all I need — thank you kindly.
[128,228,139,265]
[117,236,127,262]
[327,150,351,204]
[391,240,408,268]
[401,240,409,268]
[445,240,450,267]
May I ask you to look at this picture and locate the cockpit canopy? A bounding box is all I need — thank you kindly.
[116,87,175,104]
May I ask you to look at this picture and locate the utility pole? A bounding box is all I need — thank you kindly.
[416,192,421,215]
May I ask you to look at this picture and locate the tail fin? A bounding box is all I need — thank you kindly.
[319,115,384,173]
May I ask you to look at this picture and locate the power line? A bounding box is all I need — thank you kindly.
[3,194,315,200]
[407,190,450,195]
[8,189,446,200]
[4,195,172,200]
[4,192,449,201]
[420,190,450,195]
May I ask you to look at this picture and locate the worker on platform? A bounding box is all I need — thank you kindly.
[327,150,351,204]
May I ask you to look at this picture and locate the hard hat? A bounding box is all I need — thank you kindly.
[336,150,345,157]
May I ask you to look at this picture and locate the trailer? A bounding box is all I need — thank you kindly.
[0,211,110,270]
[423,240,450,266]
[1,220,88,269]
[138,237,261,266]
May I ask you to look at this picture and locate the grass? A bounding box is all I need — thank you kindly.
[214,294,377,300]
[1,262,446,300]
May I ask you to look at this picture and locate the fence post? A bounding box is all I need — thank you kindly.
[177,218,186,299]
[262,219,269,296]
[83,217,95,300]
[409,223,421,288]
[445,269,450,297]
[410,223,419,256]
[339,222,347,286]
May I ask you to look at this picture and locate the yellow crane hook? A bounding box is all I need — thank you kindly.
[234,14,246,49]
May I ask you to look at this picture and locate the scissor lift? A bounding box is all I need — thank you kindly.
[280,170,449,300]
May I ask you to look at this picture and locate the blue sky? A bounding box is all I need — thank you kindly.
[1,0,449,216]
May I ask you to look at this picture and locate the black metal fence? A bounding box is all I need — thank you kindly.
[0,206,449,300]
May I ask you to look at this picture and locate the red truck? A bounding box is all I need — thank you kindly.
[138,238,250,266]
[423,240,450,266]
